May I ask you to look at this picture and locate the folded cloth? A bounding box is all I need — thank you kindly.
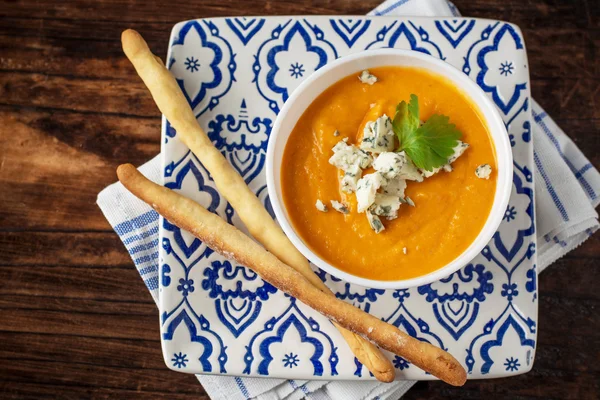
[97,0,600,398]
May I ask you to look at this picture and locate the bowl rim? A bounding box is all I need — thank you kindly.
[266,48,513,289]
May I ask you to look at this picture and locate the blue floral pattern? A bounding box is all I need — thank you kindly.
[159,16,537,380]
[475,24,527,115]
[184,57,200,72]
[504,357,520,371]
[504,205,517,222]
[393,356,410,370]
[172,352,189,368]
[288,62,305,78]
[177,278,195,296]
[253,20,337,114]
[283,353,300,368]
[501,283,519,301]
[499,61,514,76]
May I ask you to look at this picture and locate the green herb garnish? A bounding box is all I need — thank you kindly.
[392,94,462,172]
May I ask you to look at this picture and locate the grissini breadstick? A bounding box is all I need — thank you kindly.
[117,164,468,387]
[120,29,395,381]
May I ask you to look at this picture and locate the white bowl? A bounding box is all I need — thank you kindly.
[266,49,512,290]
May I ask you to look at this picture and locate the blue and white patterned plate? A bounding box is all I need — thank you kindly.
[158,16,537,381]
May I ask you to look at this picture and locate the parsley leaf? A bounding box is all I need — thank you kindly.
[392,95,462,171]
[407,93,419,119]
[392,94,420,143]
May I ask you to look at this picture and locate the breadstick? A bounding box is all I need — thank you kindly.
[117,164,467,386]
[121,29,394,381]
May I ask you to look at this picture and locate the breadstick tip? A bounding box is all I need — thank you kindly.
[121,29,149,59]
[448,359,468,386]
[116,163,138,184]
[376,369,395,383]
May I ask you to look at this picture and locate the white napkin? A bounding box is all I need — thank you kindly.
[97,0,600,399]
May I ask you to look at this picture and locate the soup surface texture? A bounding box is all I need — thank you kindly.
[281,67,497,281]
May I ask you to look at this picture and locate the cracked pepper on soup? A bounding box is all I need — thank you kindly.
[281,66,497,281]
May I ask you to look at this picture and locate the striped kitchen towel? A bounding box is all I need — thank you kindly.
[97,0,599,398]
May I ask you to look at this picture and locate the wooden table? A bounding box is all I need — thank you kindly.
[1,0,598,398]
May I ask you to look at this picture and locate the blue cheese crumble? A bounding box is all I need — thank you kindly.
[358,70,378,85]
[370,193,401,220]
[360,115,395,153]
[315,199,328,212]
[373,152,405,179]
[366,210,385,233]
[475,164,492,179]
[330,200,349,214]
[356,172,384,212]
[329,140,372,171]
[341,163,362,193]
[329,139,372,193]
[381,177,407,198]
[396,151,424,182]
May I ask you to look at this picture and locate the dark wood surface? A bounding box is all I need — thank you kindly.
[0,0,598,398]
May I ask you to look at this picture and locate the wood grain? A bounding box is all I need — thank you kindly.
[0,0,598,398]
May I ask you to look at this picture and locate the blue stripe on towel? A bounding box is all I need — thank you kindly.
[299,383,310,395]
[552,236,567,247]
[288,380,310,395]
[235,377,250,398]
[533,111,547,122]
[575,163,594,179]
[134,252,159,265]
[534,151,569,221]
[139,264,158,276]
[533,110,597,200]
[144,276,159,291]
[128,238,160,255]
[114,210,160,236]
[373,0,411,15]
[123,225,160,245]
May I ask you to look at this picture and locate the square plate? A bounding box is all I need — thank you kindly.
[158,16,537,380]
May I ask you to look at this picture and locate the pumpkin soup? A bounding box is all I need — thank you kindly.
[281,67,497,281]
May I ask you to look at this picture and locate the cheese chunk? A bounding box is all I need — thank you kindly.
[475,164,492,179]
[373,152,405,179]
[396,151,424,182]
[315,199,328,212]
[341,163,362,193]
[329,140,372,171]
[448,141,470,164]
[381,177,407,198]
[356,172,384,212]
[370,193,401,220]
[330,200,349,214]
[366,210,385,233]
[360,116,395,154]
[358,70,378,85]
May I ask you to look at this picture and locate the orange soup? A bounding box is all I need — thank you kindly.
[281,67,497,281]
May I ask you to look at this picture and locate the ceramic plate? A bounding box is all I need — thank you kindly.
[158,16,537,380]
